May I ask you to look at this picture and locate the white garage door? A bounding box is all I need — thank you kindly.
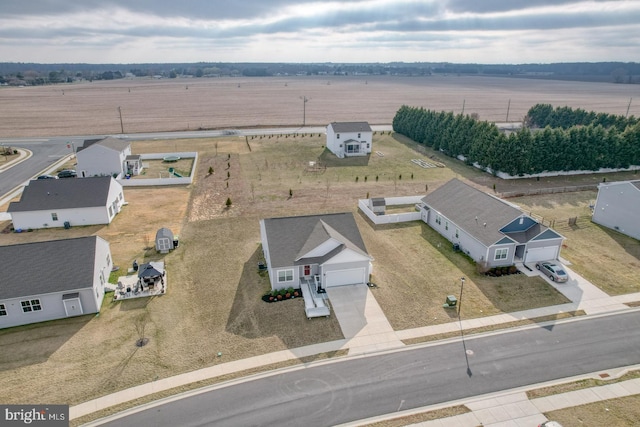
[525,246,558,263]
[324,268,366,287]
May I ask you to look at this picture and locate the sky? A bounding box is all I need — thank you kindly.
[0,0,639,64]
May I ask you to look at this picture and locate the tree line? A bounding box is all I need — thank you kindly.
[392,105,640,176]
[527,103,638,131]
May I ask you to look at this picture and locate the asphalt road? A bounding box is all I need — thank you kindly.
[97,311,640,427]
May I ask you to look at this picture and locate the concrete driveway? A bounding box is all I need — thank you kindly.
[325,283,404,355]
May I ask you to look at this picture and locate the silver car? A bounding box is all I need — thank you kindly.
[536,262,568,283]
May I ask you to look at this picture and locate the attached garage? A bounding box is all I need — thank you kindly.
[324,267,367,287]
[525,246,558,263]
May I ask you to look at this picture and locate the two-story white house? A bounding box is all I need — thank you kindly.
[326,122,373,158]
[76,137,142,178]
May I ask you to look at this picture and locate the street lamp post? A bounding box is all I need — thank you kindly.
[300,96,310,126]
[458,277,465,316]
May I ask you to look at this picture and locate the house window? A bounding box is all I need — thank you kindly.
[21,299,42,313]
[367,143,370,148]
[435,215,441,225]
[336,133,340,139]
[0,304,6,316]
[304,265,311,276]
[455,228,459,238]
[495,248,509,260]
[357,133,361,138]
[51,213,58,221]
[119,193,123,201]
[108,206,113,216]
[278,269,294,283]
[445,221,449,230]
[106,254,111,266]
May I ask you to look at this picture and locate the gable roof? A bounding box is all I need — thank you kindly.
[0,236,101,299]
[262,212,370,268]
[8,176,117,213]
[329,122,372,133]
[77,137,129,153]
[421,179,525,246]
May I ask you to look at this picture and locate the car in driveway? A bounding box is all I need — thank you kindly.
[57,169,77,178]
[36,174,57,180]
[536,261,568,282]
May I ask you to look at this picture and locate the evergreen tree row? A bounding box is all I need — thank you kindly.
[392,105,640,176]
[526,103,637,131]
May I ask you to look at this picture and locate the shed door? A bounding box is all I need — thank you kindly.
[525,246,558,263]
[157,237,171,251]
[63,298,84,317]
[324,268,366,287]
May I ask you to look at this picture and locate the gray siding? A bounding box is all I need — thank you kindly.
[592,181,640,240]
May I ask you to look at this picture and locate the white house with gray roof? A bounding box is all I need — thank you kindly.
[0,236,112,329]
[326,122,373,158]
[592,179,640,241]
[76,137,142,178]
[260,213,373,291]
[420,179,564,267]
[8,176,125,230]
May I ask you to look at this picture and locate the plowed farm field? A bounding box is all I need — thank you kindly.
[1,75,639,137]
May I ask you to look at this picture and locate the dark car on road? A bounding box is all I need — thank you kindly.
[57,169,77,178]
[36,174,57,180]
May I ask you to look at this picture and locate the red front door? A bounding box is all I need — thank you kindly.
[304,265,311,276]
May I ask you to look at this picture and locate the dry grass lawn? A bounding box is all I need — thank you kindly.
[0,132,615,409]
[513,192,640,295]
[543,395,640,426]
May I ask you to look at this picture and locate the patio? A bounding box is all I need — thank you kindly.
[112,261,167,300]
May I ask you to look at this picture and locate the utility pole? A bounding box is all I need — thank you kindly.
[300,96,310,126]
[505,99,511,122]
[458,277,465,317]
[118,106,124,134]
[626,98,633,117]
[461,99,465,115]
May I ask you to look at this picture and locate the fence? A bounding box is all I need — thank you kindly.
[500,184,597,199]
[358,196,424,225]
[118,152,198,187]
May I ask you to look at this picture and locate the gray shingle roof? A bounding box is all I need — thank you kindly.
[262,213,370,268]
[421,179,524,246]
[8,176,115,212]
[0,236,100,299]
[329,122,372,133]
[77,137,129,153]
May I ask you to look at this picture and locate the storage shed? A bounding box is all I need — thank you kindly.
[155,227,175,253]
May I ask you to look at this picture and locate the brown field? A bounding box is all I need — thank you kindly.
[1,75,639,137]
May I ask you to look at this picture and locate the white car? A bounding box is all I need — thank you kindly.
[536,262,568,283]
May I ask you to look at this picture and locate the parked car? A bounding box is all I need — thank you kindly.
[57,169,77,178]
[536,262,568,282]
[36,174,57,180]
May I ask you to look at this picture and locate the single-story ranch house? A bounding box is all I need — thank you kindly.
[8,176,125,230]
[260,212,373,292]
[76,137,142,178]
[326,122,373,158]
[420,179,564,267]
[592,179,640,241]
[0,236,112,329]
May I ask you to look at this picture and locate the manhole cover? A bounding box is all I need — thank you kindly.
[466,349,474,356]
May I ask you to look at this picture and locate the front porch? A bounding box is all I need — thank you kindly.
[300,276,330,318]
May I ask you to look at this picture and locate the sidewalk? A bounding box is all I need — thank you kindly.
[72,273,640,423]
[406,376,640,427]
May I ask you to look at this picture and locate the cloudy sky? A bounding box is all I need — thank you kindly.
[0,0,638,64]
